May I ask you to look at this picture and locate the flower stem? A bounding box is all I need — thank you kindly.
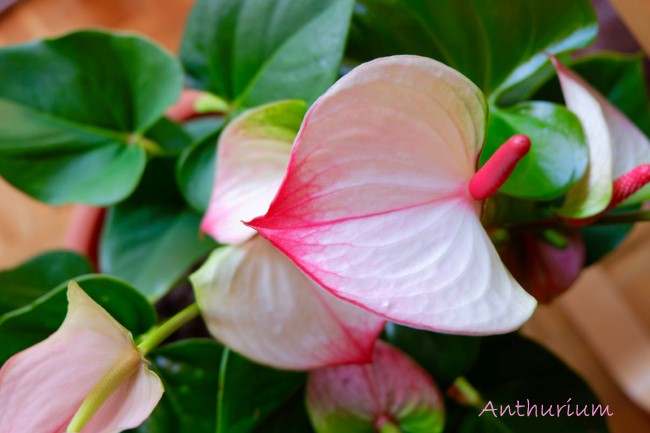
[502,209,650,231]
[67,304,200,432]
[595,209,650,225]
[137,303,200,356]
[67,351,141,432]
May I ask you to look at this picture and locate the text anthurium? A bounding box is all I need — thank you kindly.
[551,56,650,218]
[0,281,163,433]
[307,341,445,433]
[249,55,537,334]
[192,100,385,370]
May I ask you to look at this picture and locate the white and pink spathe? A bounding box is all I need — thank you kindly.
[194,100,385,371]
[248,55,536,335]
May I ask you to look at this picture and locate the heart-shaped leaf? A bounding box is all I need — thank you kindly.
[0,30,183,205]
[347,0,597,103]
[101,158,216,301]
[180,0,355,109]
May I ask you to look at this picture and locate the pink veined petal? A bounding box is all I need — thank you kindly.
[307,341,444,433]
[552,56,650,214]
[249,55,536,334]
[201,100,307,244]
[190,236,385,370]
[0,282,162,433]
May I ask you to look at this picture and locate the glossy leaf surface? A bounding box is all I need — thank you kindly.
[181,0,354,109]
[101,159,216,301]
[482,102,587,199]
[0,31,183,204]
[347,0,597,102]
[0,251,91,316]
[132,340,224,433]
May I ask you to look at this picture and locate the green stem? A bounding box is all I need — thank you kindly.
[501,209,650,231]
[380,422,402,433]
[67,351,141,432]
[67,304,200,432]
[137,303,200,355]
[595,209,650,225]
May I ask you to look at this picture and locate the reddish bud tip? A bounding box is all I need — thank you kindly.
[610,164,650,208]
[469,134,531,201]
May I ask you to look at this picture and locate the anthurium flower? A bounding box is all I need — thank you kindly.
[0,281,162,433]
[193,100,384,370]
[306,341,444,433]
[551,56,650,219]
[248,55,537,334]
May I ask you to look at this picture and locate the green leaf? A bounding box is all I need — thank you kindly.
[482,102,588,199]
[536,51,650,135]
[176,125,222,213]
[0,274,156,365]
[131,339,224,433]
[146,117,193,156]
[384,324,480,389]
[0,30,183,205]
[218,349,307,433]
[251,391,315,433]
[183,117,225,141]
[180,0,355,109]
[0,250,92,316]
[100,158,216,301]
[446,334,610,433]
[347,0,597,103]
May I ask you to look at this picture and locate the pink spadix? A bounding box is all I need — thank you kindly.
[610,164,650,208]
[469,135,531,201]
[566,164,650,226]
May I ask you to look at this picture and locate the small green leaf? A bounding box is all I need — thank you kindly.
[0,30,183,205]
[0,274,156,365]
[217,349,307,433]
[482,102,588,199]
[176,126,222,213]
[131,339,224,433]
[100,158,216,301]
[180,0,355,109]
[347,0,597,102]
[145,118,193,156]
[0,251,92,316]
